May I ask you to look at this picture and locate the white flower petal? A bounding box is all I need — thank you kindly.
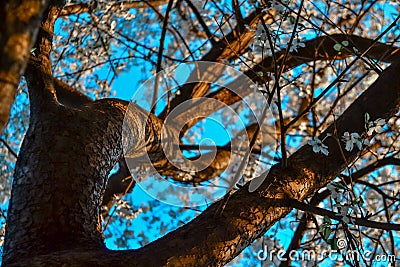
[321,147,329,155]
[356,140,362,150]
[345,141,353,151]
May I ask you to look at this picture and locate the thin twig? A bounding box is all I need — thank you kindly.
[0,138,17,158]
[150,0,175,114]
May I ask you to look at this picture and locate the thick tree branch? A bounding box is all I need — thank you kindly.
[0,0,51,131]
[116,58,400,266]
[249,34,400,83]
[53,78,92,107]
[51,79,135,208]
[2,98,128,265]
[280,189,330,267]
[25,3,66,117]
[6,45,400,267]
[159,9,276,120]
[60,0,169,16]
[182,34,400,131]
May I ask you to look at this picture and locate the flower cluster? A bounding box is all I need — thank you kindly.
[327,183,358,224]
[342,132,369,152]
[307,136,329,155]
[308,113,386,155]
[289,38,305,52]
[366,118,386,136]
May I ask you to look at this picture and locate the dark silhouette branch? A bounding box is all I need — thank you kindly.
[287,198,400,231]
[184,0,217,45]
[53,78,92,107]
[102,159,134,210]
[180,34,400,131]
[60,0,169,16]
[0,138,18,158]
[279,189,331,267]
[158,9,277,120]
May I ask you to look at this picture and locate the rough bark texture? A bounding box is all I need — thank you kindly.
[0,0,50,131]
[60,0,170,16]
[3,100,126,265]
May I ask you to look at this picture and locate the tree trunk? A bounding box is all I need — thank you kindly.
[2,100,127,265]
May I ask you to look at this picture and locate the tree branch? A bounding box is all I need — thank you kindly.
[9,48,400,267]
[158,9,276,120]
[0,0,51,131]
[184,0,216,45]
[181,34,400,131]
[287,198,400,231]
[102,159,134,210]
[53,77,92,107]
[60,0,169,16]
[0,138,18,158]
[25,3,65,116]
[116,57,400,266]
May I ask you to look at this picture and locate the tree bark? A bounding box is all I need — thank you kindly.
[0,0,51,131]
[2,98,127,265]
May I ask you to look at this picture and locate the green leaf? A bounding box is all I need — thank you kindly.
[331,181,347,190]
[341,40,349,47]
[365,112,370,122]
[322,227,332,240]
[353,196,364,205]
[333,43,342,51]
[328,237,339,250]
[323,215,332,224]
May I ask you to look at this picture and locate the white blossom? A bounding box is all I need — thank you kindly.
[367,118,386,136]
[255,24,267,41]
[289,38,305,52]
[342,132,368,151]
[307,136,329,155]
[299,121,307,132]
[327,183,342,201]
